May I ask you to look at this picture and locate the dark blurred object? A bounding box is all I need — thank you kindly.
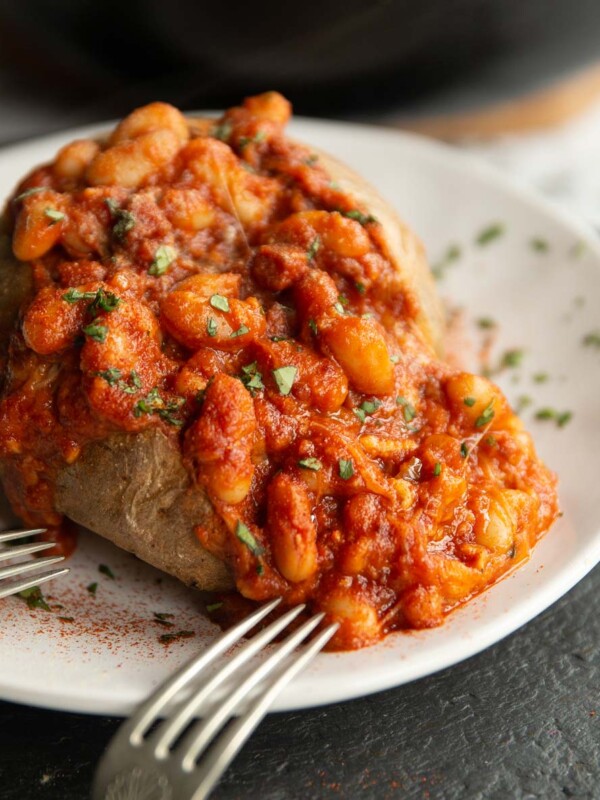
[1,0,600,139]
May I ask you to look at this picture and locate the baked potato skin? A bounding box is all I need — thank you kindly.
[55,430,233,591]
[0,109,444,592]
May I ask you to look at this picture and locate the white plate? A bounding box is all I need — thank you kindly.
[1,117,599,716]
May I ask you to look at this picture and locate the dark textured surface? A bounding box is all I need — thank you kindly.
[0,565,598,800]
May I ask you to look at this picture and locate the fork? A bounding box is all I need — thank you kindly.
[0,527,70,599]
[93,598,338,800]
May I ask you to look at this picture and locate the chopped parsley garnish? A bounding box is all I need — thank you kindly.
[105,198,135,241]
[432,244,461,280]
[433,462,442,477]
[307,237,320,261]
[396,396,416,423]
[44,208,65,224]
[354,398,381,423]
[339,209,378,226]
[87,582,98,596]
[206,317,218,337]
[17,586,50,611]
[240,362,264,394]
[476,223,504,246]
[14,186,46,203]
[272,366,297,396]
[485,435,497,447]
[230,324,250,338]
[338,459,354,480]
[535,408,573,427]
[582,331,600,349]
[134,388,185,426]
[62,289,97,304]
[530,237,549,253]
[206,602,223,613]
[337,295,349,307]
[533,372,549,383]
[298,457,322,471]
[149,245,177,276]
[238,130,266,149]
[475,400,495,428]
[463,396,476,407]
[63,287,120,317]
[501,349,524,369]
[98,564,115,580]
[210,294,230,313]
[308,319,318,336]
[96,368,142,394]
[153,612,175,628]
[212,121,232,142]
[83,323,108,343]
[235,521,264,556]
[355,282,366,295]
[159,630,195,644]
[477,317,497,330]
[460,442,469,458]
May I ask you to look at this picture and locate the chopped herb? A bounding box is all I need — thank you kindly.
[99,564,115,580]
[62,289,98,304]
[272,366,297,396]
[354,408,366,423]
[557,411,573,428]
[354,398,381,423]
[159,630,195,644]
[355,282,366,295]
[235,521,264,556]
[14,186,46,203]
[338,459,354,480]
[63,288,121,317]
[269,335,289,342]
[337,295,349,307]
[515,395,533,414]
[134,388,185,426]
[212,121,232,142]
[149,245,177,276]
[477,317,496,330]
[17,586,50,611]
[44,208,65,224]
[230,324,250,338]
[238,130,266,149]
[256,563,265,576]
[298,456,322,471]
[206,602,223,613]
[485,435,497,447]
[501,349,524,369]
[534,408,573,428]
[396,396,417,423]
[105,198,135,241]
[307,237,320,261]
[153,612,175,628]
[530,237,549,253]
[206,317,218,337]
[339,209,378,226]
[240,362,265,394]
[83,323,108,343]
[460,442,469,458]
[308,319,318,336]
[210,294,230,313]
[476,223,504,246]
[96,368,141,394]
[86,582,98,595]
[535,408,556,420]
[582,331,600,349]
[475,400,495,428]
[433,462,442,477]
[463,396,476,407]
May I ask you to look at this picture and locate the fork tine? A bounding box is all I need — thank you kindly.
[0,555,65,582]
[179,612,326,772]
[190,623,338,799]
[0,566,70,599]
[127,598,282,743]
[0,528,47,543]
[0,541,55,562]
[151,603,305,758]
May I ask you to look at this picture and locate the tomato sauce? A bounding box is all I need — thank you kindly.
[0,93,558,649]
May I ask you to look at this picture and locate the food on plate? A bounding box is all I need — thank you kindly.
[0,92,558,649]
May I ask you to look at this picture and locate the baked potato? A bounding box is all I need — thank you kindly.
[0,93,557,649]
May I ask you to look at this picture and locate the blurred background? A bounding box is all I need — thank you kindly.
[2,0,600,221]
